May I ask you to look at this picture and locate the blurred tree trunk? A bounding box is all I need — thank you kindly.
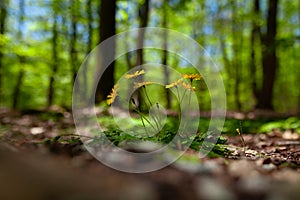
[135,0,150,111]
[298,0,300,114]
[256,0,279,110]
[70,0,79,86]
[81,0,93,101]
[195,1,206,110]
[217,2,235,110]
[230,0,242,111]
[162,0,171,109]
[136,0,150,67]
[86,0,92,56]
[12,0,25,109]
[124,3,134,70]
[249,0,261,107]
[219,37,230,75]
[95,0,116,104]
[47,4,59,107]
[0,0,8,103]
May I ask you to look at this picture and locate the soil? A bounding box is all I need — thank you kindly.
[0,108,299,200]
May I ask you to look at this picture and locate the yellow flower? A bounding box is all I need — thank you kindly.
[107,84,119,105]
[125,69,145,79]
[134,81,153,88]
[182,73,202,81]
[165,78,183,88]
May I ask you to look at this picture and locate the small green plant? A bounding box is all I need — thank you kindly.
[236,121,246,153]
[259,117,300,133]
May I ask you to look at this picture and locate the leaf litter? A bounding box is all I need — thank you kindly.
[0,108,299,200]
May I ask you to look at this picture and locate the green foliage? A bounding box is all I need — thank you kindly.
[215,117,300,135]
[222,119,269,134]
[0,0,299,112]
[102,129,140,146]
[259,117,300,134]
[97,115,228,157]
[0,34,9,47]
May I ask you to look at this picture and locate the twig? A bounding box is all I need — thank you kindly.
[236,121,246,153]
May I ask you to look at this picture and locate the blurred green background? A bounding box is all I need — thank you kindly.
[0,0,299,113]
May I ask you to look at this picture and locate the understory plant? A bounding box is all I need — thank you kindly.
[104,69,227,155]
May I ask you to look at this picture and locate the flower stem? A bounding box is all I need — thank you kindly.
[143,86,152,107]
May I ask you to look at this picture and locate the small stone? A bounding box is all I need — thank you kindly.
[261,163,277,171]
[30,127,45,135]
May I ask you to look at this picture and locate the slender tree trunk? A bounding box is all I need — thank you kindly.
[12,68,24,109]
[124,2,134,70]
[136,0,150,67]
[257,0,279,110]
[297,0,300,114]
[0,0,8,103]
[219,37,231,75]
[195,1,206,109]
[70,0,78,86]
[231,0,242,111]
[135,0,150,111]
[217,3,234,110]
[95,0,116,103]
[47,6,59,107]
[81,0,92,101]
[86,0,92,55]
[12,0,25,109]
[249,0,261,106]
[162,0,171,109]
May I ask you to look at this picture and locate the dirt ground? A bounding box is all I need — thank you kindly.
[0,108,299,200]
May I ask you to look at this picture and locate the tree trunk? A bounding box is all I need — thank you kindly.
[135,0,150,111]
[81,0,93,101]
[162,0,171,109]
[217,3,234,110]
[231,0,242,111]
[95,0,116,104]
[47,5,59,107]
[136,0,150,67]
[219,36,231,78]
[86,0,92,55]
[257,0,279,110]
[249,0,261,105]
[298,0,300,115]
[124,2,134,70]
[194,1,206,110]
[12,69,24,109]
[0,0,8,103]
[12,0,25,109]
[70,0,78,86]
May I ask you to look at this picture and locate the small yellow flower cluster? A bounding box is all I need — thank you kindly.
[106,71,202,105]
[165,78,183,88]
[125,69,145,79]
[107,84,119,105]
[182,73,202,81]
[134,81,154,88]
[165,73,201,91]
[165,79,195,91]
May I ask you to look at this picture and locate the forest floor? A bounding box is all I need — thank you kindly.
[0,108,299,200]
